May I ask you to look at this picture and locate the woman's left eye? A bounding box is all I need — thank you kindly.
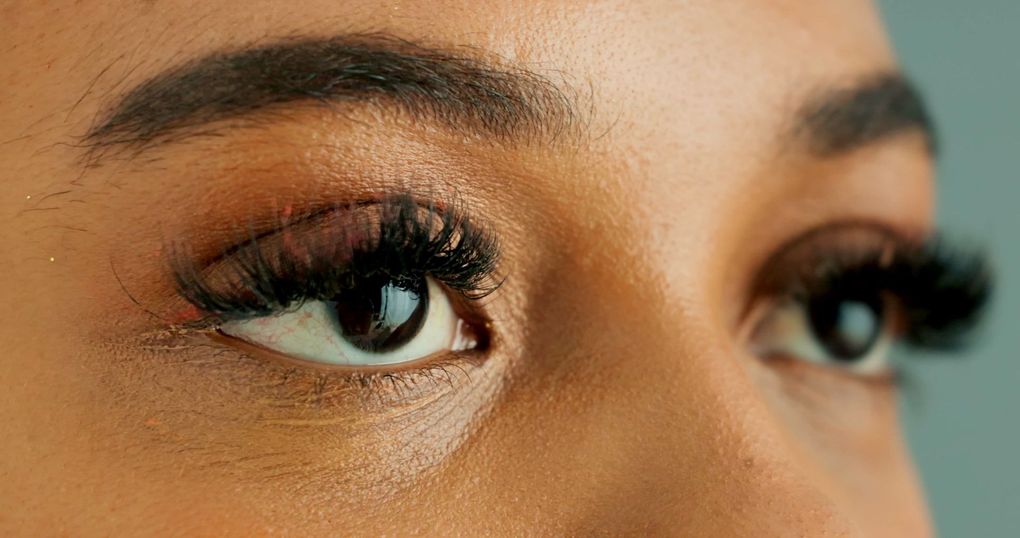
[749,292,893,376]
[219,276,481,367]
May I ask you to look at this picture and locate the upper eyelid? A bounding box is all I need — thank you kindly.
[178,198,413,269]
[750,220,919,294]
[167,194,501,320]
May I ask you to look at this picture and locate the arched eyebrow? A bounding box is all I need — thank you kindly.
[796,73,938,157]
[83,34,580,159]
[82,36,932,164]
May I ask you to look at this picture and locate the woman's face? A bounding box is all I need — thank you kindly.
[0,1,990,535]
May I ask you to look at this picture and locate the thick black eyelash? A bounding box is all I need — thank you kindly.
[761,226,993,352]
[169,194,500,322]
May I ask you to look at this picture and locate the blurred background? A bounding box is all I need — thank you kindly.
[879,1,1019,535]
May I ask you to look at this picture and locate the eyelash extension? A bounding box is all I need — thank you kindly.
[168,194,501,323]
[756,224,993,352]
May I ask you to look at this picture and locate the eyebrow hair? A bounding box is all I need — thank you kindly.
[83,34,578,157]
[795,73,937,157]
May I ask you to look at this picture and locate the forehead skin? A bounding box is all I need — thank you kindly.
[0,1,934,536]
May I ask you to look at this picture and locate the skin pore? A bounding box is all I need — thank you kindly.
[0,0,960,535]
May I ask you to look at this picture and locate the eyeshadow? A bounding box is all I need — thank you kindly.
[168,193,501,324]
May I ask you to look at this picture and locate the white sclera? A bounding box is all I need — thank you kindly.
[750,299,891,376]
[221,278,468,366]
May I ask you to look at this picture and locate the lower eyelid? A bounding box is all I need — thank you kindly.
[133,328,485,417]
[759,354,900,393]
[213,324,432,366]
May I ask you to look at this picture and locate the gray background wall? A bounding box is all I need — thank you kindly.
[879,2,1019,535]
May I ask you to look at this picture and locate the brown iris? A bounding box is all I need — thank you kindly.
[330,276,429,353]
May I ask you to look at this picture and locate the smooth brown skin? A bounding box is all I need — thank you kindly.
[0,1,936,535]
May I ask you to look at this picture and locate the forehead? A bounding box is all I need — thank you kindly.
[3,0,911,243]
[3,0,910,240]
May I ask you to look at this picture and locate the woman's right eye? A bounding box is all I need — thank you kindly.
[220,276,482,367]
[749,294,893,377]
[743,223,991,381]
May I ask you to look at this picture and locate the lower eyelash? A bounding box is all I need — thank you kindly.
[138,326,483,407]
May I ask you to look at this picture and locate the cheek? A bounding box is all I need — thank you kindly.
[387,248,855,533]
[476,140,935,532]
[748,358,932,535]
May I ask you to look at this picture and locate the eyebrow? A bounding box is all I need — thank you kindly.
[83,34,578,157]
[84,38,931,164]
[795,73,938,156]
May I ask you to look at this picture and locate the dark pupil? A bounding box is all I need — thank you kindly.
[806,294,883,362]
[329,277,428,353]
